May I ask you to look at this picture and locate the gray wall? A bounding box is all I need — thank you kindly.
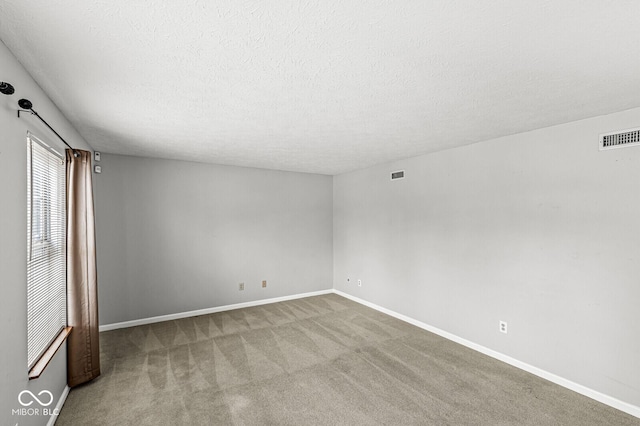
[0,40,93,425]
[95,154,333,325]
[334,108,640,408]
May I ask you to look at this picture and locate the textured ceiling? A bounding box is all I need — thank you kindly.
[1,1,640,175]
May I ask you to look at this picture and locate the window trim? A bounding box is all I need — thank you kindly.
[28,327,72,380]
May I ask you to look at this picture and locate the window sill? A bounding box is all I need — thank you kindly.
[28,326,72,380]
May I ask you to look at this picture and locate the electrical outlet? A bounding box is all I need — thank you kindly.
[262,280,267,288]
[499,321,507,334]
[239,282,244,291]
[357,279,362,287]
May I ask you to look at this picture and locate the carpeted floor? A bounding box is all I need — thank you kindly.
[57,294,638,425]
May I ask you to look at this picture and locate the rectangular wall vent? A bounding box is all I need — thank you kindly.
[391,170,405,180]
[599,127,640,150]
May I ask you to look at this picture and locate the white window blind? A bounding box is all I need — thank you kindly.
[26,132,66,370]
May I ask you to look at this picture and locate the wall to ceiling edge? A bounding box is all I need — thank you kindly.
[333,107,640,412]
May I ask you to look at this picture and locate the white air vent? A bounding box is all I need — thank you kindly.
[599,127,640,151]
[391,170,405,180]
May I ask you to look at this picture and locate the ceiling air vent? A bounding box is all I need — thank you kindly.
[391,170,405,180]
[599,127,640,151]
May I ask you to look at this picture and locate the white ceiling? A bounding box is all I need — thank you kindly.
[1,1,639,175]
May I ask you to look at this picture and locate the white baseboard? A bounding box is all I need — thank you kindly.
[99,289,334,332]
[47,385,69,426]
[333,289,640,419]
[96,287,639,419]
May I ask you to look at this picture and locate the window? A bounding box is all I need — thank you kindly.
[26,132,67,371]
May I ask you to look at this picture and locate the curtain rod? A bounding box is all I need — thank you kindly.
[17,98,80,157]
[3,82,79,157]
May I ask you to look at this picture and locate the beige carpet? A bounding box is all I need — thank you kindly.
[57,294,638,425]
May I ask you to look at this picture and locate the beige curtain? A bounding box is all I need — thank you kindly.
[66,149,100,387]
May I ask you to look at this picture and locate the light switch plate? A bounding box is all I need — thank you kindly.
[94,151,101,162]
[94,165,102,174]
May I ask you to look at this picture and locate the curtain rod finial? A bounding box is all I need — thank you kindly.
[19,98,33,109]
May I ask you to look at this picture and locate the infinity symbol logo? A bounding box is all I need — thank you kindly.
[18,390,53,407]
